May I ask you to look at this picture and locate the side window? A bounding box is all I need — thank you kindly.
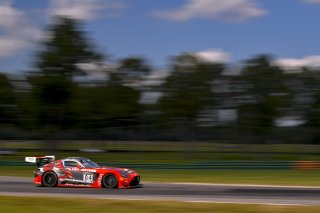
[64,161,79,168]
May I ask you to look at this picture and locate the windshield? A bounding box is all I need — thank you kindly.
[80,159,100,168]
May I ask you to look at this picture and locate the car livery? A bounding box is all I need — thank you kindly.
[25,156,141,188]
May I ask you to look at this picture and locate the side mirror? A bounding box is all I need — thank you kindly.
[77,164,83,169]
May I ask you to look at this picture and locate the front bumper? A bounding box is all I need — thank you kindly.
[118,174,140,188]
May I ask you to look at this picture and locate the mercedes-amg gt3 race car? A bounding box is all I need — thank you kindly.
[25,156,141,188]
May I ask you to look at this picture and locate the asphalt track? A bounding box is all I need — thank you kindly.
[1,176,320,205]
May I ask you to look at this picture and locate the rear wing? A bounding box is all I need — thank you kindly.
[25,156,55,167]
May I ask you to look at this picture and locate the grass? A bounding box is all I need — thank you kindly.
[2,142,320,186]
[2,166,320,186]
[0,196,320,213]
[142,169,320,186]
[3,141,320,162]
[3,150,320,164]
[2,140,320,153]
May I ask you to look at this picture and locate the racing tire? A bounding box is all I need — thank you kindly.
[102,174,118,188]
[42,172,58,187]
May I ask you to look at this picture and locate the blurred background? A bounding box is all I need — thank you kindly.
[1,0,320,167]
[3,1,320,212]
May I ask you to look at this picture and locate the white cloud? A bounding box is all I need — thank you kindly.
[153,0,267,22]
[193,49,231,63]
[49,0,127,20]
[275,55,320,70]
[0,0,127,59]
[0,0,40,58]
[0,38,26,58]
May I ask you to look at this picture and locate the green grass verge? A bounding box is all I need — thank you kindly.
[2,166,320,186]
[143,169,320,186]
[2,141,320,153]
[0,196,319,213]
[2,150,320,163]
[3,141,320,162]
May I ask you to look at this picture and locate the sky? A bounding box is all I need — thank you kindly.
[1,0,320,73]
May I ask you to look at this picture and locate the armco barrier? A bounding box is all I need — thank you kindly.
[292,161,320,170]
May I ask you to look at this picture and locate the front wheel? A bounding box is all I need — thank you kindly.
[42,172,58,187]
[102,174,118,188]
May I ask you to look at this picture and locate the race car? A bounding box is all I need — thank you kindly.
[25,156,141,188]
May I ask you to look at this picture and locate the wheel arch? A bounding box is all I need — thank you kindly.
[42,170,58,187]
[101,172,119,188]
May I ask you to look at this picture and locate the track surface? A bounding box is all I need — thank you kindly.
[1,177,320,205]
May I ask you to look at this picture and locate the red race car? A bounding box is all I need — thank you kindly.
[25,156,141,188]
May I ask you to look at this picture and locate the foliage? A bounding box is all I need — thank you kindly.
[2,18,320,143]
[0,74,17,126]
[72,84,141,128]
[237,55,291,142]
[159,54,221,123]
[29,17,103,131]
[35,17,103,78]
[117,57,151,84]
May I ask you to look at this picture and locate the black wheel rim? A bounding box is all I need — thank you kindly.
[46,174,55,185]
[106,176,116,187]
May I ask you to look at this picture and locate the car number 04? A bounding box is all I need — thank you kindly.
[83,173,93,183]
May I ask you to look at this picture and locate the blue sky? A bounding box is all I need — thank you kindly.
[1,0,320,73]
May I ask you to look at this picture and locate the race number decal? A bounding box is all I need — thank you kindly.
[83,173,94,183]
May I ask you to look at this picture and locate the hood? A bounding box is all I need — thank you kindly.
[100,166,136,173]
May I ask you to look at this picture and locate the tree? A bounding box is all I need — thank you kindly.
[0,74,17,126]
[158,53,223,139]
[29,16,104,138]
[71,58,146,130]
[292,70,320,143]
[238,55,290,142]
[73,84,141,129]
[35,17,103,78]
[116,57,151,85]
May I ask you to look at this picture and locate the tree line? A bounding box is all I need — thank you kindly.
[1,17,320,143]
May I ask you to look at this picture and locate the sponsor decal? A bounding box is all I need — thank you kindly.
[81,169,96,173]
[67,167,80,171]
[25,157,36,163]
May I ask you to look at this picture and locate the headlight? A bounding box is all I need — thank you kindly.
[119,171,129,178]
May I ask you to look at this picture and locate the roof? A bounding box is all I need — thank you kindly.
[63,157,88,161]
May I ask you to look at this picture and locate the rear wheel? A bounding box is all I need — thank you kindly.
[42,172,58,187]
[102,174,118,188]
